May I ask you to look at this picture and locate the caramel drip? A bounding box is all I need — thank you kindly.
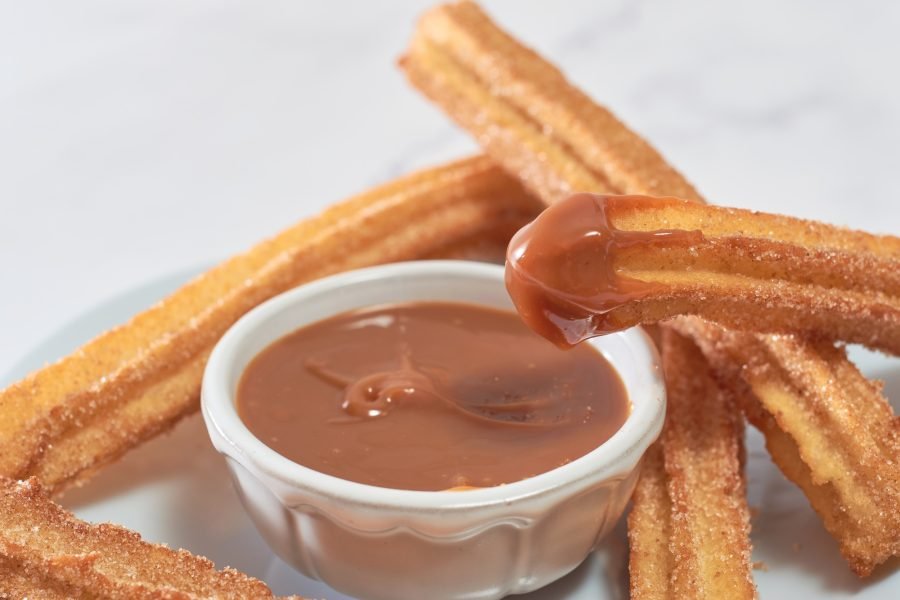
[505,193,703,347]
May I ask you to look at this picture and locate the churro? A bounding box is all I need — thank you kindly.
[628,329,756,599]
[672,317,900,576]
[506,193,900,351]
[626,443,673,598]
[402,0,899,575]
[401,0,699,205]
[0,477,295,599]
[0,155,541,494]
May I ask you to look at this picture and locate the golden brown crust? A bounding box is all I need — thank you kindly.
[0,478,296,599]
[0,556,80,599]
[0,155,541,494]
[662,330,756,598]
[597,196,900,354]
[627,443,674,600]
[672,317,900,576]
[402,1,700,204]
[627,330,756,599]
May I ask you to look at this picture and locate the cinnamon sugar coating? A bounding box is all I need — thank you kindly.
[628,330,757,599]
[627,443,674,599]
[558,195,900,352]
[672,317,900,576]
[0,477,297,599]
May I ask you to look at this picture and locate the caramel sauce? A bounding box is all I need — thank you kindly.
[505,193,703,347]
[237,301,629,491]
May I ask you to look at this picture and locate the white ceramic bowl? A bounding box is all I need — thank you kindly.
[202,260,665,600]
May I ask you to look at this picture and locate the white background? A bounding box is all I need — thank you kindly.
[1,2,899,597]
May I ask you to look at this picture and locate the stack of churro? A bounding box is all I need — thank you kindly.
[402,0,899,593]
[1,0,897,595]
[670,317,900,577]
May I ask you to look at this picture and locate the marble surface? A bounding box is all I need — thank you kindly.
[1,0,899,596]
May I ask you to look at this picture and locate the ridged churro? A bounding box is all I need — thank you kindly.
[0,155,541,494]
[505,193,900,352]
[628,329,756,599]
[626,443,673,598]
[401,0,699,205]
[671,317,900,576]
[0,477,295,599]
[402,0,899,576]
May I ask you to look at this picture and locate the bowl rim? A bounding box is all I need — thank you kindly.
[201,260,665,512]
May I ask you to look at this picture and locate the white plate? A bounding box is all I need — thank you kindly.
[2,266,898,598]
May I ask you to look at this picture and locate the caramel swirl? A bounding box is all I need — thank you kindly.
[237,302,628,491]
[307,350,567,428]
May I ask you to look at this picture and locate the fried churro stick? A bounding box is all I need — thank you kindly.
[401,0,699,205]
[626,443,673,598]
[0,478,297,599]
[672,317,900,576]
[505,193,900,352]
[0,155,542,494]
[628,330,756,599]
[402,0,900,575]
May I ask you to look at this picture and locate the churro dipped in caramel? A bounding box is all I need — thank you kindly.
[506,193,900,353]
